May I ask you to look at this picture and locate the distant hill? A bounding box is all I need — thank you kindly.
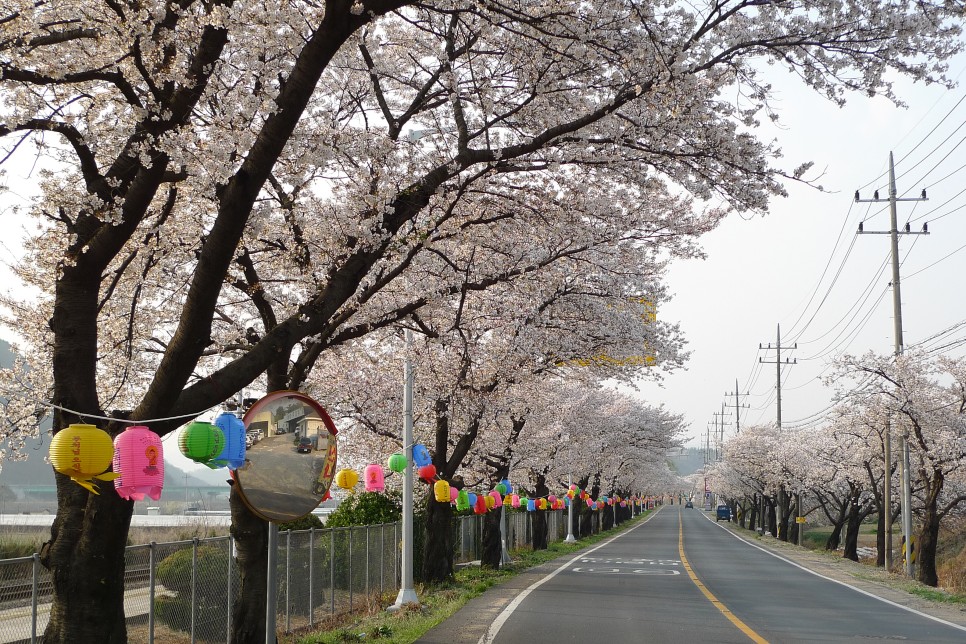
[669,447,706,477]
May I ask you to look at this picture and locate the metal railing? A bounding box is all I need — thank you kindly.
[0,509,578,643]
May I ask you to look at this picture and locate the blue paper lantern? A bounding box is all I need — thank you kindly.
[500,478,512,494]
[467,492,477,507]
[527,499,535,512]
[212,412,247,469]
[412,443,432,468]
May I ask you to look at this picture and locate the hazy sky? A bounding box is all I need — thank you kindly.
[637,52,966,448]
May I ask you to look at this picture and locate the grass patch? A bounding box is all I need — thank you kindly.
[289,515,648,644]
[908,586,966,604]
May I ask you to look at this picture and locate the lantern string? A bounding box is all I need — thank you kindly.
[0,386,228,426]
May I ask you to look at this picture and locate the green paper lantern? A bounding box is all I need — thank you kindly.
[456,489,470,511]
[178,422,225,465]
[388,452,407,473]
[496,483,507,495]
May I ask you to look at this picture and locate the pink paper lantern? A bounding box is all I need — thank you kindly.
[364,464,385,493]
[511,494,520,508]
[113,425,164,501]
[450,487,459,503]
[548,495,557,505]
[585,497,593,508]
[489,490,503,508]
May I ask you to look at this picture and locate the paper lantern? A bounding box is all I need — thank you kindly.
[456,489,470,511]
[335,468,359,490]
[449,487,459,503]
[495,482,507,495]
[212,412,246,469]
[434,479,451,502]
[364,464,385,493]
[537,498,547,510]
[526,499,535,512]
[178,422,225,465]
[504,494,513,506]
[113,425,164,501]
[489,490,503,508]
[467,492,477,507]
[418,464,436,482]
[585,497,593,508]
[500,478,512,494]
[49,424,119,494]
[388,452,407,473]
[510,494,520,508]
[412,444,432,468]
[548,495,557,505]
[484,494,495,510]
[474,495,488,514]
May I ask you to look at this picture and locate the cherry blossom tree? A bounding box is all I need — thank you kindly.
[0,1,961,641]
[830,350,966,585]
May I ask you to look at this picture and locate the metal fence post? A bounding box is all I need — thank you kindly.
[380,523,385,595]
[308,528,315,628]
[226,537,233,643]
[365,525,370,598]
[354,524,358,612]
[191,537,198,644]
[329,528,335,616]
[30,553,38,644]
[285,530,291,633]
[148,542,156,644]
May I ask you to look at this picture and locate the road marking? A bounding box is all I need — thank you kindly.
[707,514,966,634]
[478,510,661,644]
[570,567,680,575]
[679,512,769,644]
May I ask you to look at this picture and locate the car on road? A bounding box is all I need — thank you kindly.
[716,504,731,521]
[684,499,693,508]
[297,436,314,453]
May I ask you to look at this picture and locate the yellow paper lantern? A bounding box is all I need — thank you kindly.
[335,468,359,490]
[484,494,495,510]
[49,424,119,494]
[434,479,451,503]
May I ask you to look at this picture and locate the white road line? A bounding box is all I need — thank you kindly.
[706,512,966,633]
[477,510,661,644]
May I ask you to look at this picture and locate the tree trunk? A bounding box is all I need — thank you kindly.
[843,497,862,562]
[825,522,843,551]
[532,478,550,550]
[916,471,944,587]
[481,507,503,568]
[767,497,777,536]
[41,476,133,643]
[875,502,886,567]
[229,487,272,643]
[422,494,455,583]
[777,487,791,542]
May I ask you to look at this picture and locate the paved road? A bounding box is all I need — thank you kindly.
[419,507,966,643]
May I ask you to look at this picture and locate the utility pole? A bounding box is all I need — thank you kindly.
[760,324,796,541]
[724,379,750,434]
[856,151,927,577]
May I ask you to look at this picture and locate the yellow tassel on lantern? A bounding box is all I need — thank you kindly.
[434,479,450,502]
[49,424,120,494]
[334,468,359,490]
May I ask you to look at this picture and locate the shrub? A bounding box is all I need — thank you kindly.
[154,544,231,641]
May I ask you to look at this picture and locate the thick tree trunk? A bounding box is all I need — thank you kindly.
[229,488,271,643]
[481,507,503,568]
[767,497,777,536]
[777,488,791,542]
[825,522,843,551]
[532,478,550,550]
[875,503,886,568]
[842,498,861,562]
[423,495,455,583]
[41,476,133,643]
[916,473,944,587]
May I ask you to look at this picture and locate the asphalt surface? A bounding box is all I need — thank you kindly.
[417,507,966,643]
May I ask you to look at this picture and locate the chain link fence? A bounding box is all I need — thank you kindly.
[0,510,578,643]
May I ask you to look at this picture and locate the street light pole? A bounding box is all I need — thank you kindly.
[565,475,576,543]
[391,329,419,609]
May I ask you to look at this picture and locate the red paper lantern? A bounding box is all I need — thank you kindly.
[418,464,436,482]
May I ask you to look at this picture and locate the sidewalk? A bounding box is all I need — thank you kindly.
[0,585,172,643]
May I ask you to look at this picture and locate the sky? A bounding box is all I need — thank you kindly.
[2,40,966,462]
[637,53,966,449]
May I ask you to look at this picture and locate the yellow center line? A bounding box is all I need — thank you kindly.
[678,511,769,644]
